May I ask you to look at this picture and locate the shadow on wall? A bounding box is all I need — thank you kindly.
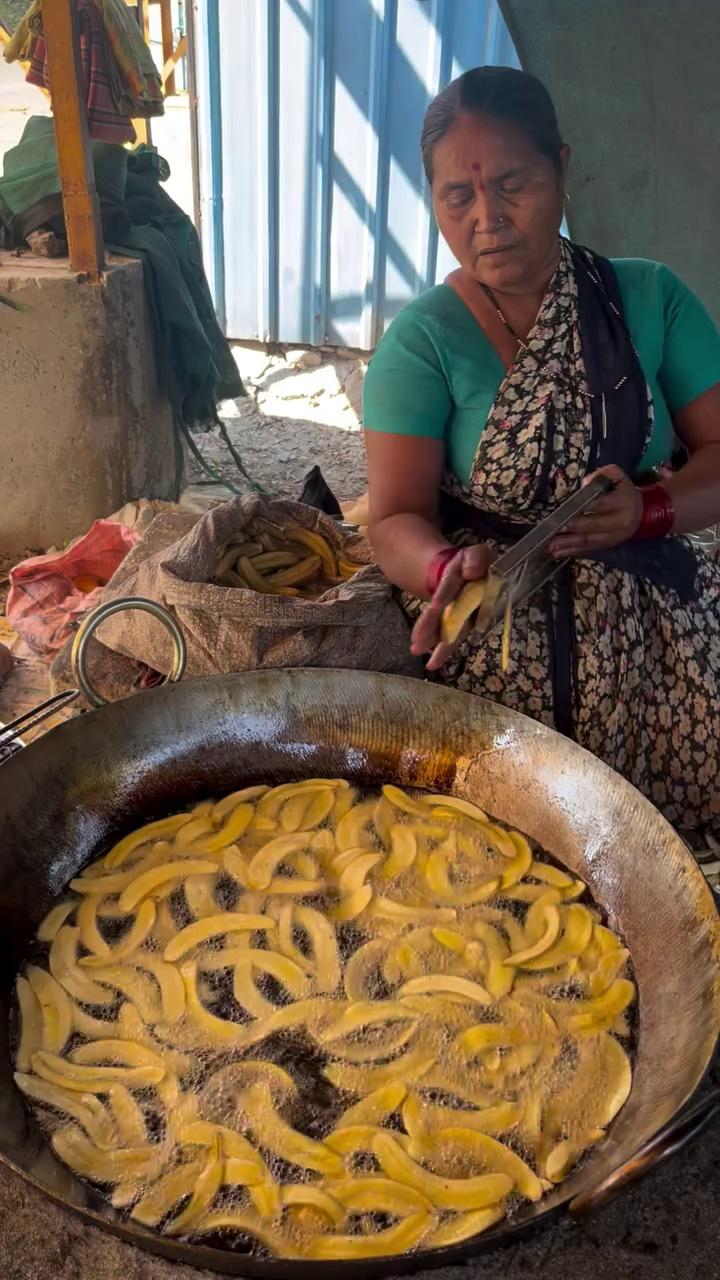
[210,0,518,346]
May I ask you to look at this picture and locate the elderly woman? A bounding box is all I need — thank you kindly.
[363,66,720,833]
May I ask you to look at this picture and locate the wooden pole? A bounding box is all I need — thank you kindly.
[42,0,104,278]
[137,0,151,44]
[158,0,176,96]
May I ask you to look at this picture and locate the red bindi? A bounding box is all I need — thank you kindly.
[471,162,481,170]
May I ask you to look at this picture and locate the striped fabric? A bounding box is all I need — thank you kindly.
[93,0,164,119]
[26,0,135,144]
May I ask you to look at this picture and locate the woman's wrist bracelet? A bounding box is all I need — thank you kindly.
[630,484,675,542]
[426,547,460,595]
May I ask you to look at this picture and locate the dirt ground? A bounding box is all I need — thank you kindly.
[187,343,368,503]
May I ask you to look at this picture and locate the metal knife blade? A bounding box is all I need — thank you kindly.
[473,474,614,634]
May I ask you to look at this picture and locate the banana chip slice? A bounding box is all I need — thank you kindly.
[180,961,254,1047]
[15,1072,116,1149]
[499,832,533,888]
[380,785,430,818]
[165,1137,225,1236]
[76,895,112,957]
[194,804,254,853]
[334,1082,408,1129]
[246,834,314,890]
[118,860,219,913]
[241,1082,344,1177]
[268,901,314,975]
[34,1050,164,1092]
[331,883,373,922]
[164,912,275,963]
[406,1094,521,1140]
[429,1204,505,1246]
[293,905,341,993]
[565,979,636,1032]
[108,1083,147,1148]
[308,1177,434,1259]
[505,902,561,966]
[399,975,492,1006]
[186,1209,290,1254]
[334,799,376,853]
[116,1002,195,1079]
[381,825,419,879]
[26,966,72,1054]
[436,1127,547,1201]
[321,999,419,1043]
[421,794,489,824]
[518,904,593,971]
[15,976,43,1071]
[49,927,116,1006]
[52,1124,166,1184]
[212,786,269,823]
[372,897,457,924]
[281,1183,345,1227]
[325,1046,437,1096]
[374,1131,513,1211]
[37,901,76,943]
[79,902,157,965]
[131,1157,206,1227]
[103,815,193,869]
[302,1213,431,1261]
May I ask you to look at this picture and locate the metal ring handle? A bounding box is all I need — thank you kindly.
[570,1086,720,1216]
[70,597,187,708]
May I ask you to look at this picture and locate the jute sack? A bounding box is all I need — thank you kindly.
[95,496,419,678]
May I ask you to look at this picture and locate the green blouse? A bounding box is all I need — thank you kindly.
[363,260,720,482]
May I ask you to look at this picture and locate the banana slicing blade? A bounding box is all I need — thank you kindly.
[473,475,614,635]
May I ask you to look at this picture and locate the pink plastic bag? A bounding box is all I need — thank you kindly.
[6,520,139,659]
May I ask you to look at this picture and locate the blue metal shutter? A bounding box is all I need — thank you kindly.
[194,0,519,345]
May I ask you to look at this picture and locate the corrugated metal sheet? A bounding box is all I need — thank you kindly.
[194,0,519,346]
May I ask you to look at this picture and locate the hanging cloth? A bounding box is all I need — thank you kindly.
[25,0,135,144]
[5,0,164,125]
[92,0,164,119]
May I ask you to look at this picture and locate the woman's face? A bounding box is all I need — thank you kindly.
[431,112,569,294]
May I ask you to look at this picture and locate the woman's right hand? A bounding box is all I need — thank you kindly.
[411,543,493,671]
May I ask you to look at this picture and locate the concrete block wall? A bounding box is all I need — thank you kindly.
[0,254,178,554]
[501,0,720,323]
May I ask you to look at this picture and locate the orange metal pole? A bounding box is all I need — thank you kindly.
[42,0,105,278]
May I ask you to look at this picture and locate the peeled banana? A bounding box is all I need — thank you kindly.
[212,517,365,600]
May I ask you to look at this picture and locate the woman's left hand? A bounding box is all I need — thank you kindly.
[549,465,643,558]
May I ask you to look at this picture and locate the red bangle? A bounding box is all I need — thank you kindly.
[630,484,675,542]
[426,547,460,595]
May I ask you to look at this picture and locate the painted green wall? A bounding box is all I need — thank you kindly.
[500,0,720,322]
